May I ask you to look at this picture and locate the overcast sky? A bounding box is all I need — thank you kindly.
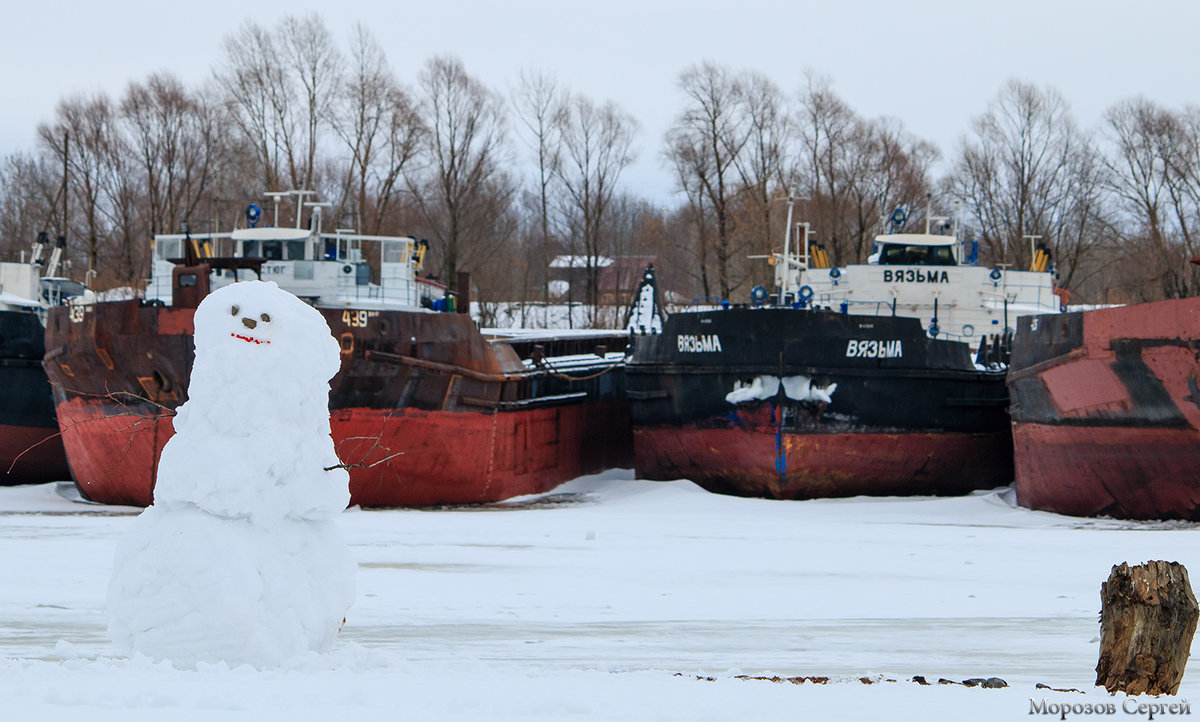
[4,0,1198,204]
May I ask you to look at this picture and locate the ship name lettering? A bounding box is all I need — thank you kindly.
[845,339,903,359]
[677,334,723,353]
[68,305,87,324]
[883,269,950,284]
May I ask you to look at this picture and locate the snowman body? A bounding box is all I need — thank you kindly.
[108,281,356,668]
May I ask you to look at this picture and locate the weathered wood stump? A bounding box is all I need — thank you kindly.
[1096,561,1199,695]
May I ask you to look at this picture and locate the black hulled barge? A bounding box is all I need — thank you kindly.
[627,291,1012,498]
[623,194,1056,499]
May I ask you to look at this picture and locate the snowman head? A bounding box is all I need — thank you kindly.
[192,281,341,384]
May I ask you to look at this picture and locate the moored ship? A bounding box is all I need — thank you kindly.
[1007,296,1200,520]
[44,197,630,507]
[0,234,87,484]
[625,194,1060,499]
[777,201,1063,348]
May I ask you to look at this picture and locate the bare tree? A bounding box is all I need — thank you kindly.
[842,117,939,260]
[555,94,637,323]
[511,69,567,303]
[1103,98,1200,300]
[665,62,750,299]
[789,75,937,268]
[1159,106,1200,296]
[793,72,857,264]
[0,153,63,259]
[667,152,713,297]
[949,79,1089,272]
[332,24,422,235]
[215,21,292,192]
[1052,134,1115,300]
[411,55,511,292]
[38,93,118,279]
[121,72,221,236]
[95,119,144,287]
[278,14,342,192]
[734,70,789,268]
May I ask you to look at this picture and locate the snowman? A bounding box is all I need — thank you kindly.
[107,281,356,669]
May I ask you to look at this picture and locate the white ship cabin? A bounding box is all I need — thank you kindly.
[0,234,93,313]
[146,226,433,310]
[773,227,1063,348]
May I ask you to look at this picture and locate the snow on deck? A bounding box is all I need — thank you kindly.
[0,475,1195,720]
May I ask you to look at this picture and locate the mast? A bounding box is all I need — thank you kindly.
[780,183,796,299]
[60,130,69,252]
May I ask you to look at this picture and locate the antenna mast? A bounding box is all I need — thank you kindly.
[781,184,797,298]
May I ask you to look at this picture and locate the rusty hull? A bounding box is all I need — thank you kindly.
[43,299,631,507]
[1008,297,1200,520]
[636,421,1012,500]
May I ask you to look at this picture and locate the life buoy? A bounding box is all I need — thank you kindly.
[342,265,354,274]
[798,285,814,300]
[750,285,768,303]
[989,268,1002,281]
[829,267,841,279]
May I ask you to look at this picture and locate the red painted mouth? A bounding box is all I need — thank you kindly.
[231,333,270,345]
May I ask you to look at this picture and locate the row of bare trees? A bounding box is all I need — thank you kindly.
[2,13,1199,310]
[948,80,1200,304]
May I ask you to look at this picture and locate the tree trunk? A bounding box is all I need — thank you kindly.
[1096,561,1198,695]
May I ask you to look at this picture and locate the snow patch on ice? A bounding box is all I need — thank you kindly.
[726,375,837,404]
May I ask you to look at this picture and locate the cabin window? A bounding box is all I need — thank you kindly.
[39,278,87,302]
[156,238,182,260]
[926,245,956,265]
[242,240,260,258]
[260,241,284,260]
[287,240,306,260]
[879,244,956,266]
[382,241,409,263]
[178,273,198,287]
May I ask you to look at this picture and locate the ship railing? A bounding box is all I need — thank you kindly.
[978,282,1059,313]
[685,296,727,311]
[332,277,419,308]
[520,351,627,371]
[978,272,1057,302]
[806,294,897,315]
[364,348,621,383]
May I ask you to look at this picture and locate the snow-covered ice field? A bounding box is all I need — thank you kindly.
[0,470,1197,720]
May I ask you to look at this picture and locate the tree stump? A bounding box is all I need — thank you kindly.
[1096,561,1199,695]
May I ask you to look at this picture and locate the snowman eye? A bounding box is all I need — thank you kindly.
[231,305,240,316]
[260,313,271,323]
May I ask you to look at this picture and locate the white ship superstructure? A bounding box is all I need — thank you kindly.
[768,201,1062,350]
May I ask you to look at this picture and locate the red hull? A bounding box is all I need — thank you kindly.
[1013,424,1200,520]
[0,424,71,486]
[56,396,630,508]
[635,426,1013,500]
[45,295,631,508]
[1008,297,1200,520]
